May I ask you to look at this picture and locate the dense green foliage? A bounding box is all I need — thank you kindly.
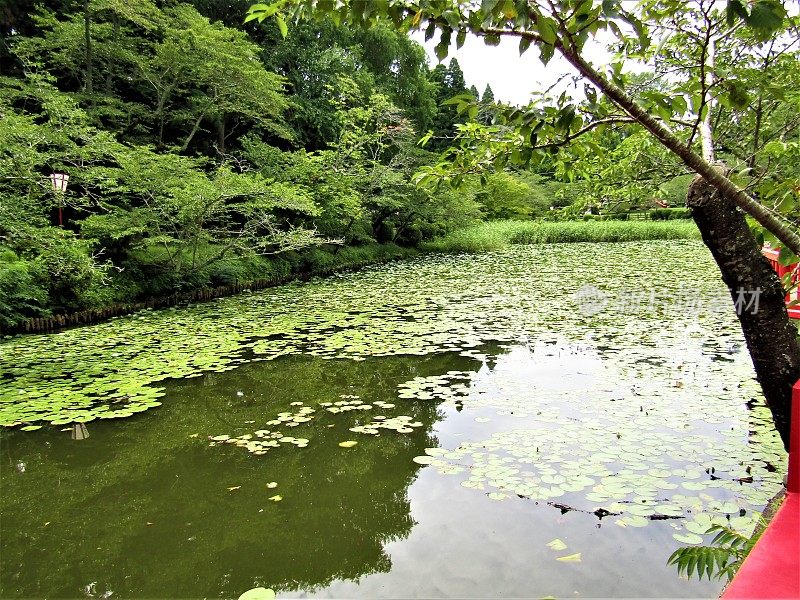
[0,1,503,327]
[6,0,797,330]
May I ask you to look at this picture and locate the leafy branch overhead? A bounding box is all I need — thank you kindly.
[247,0,800,257]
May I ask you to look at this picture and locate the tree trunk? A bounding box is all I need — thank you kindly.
[105,13,119,94]
[688,176,799,450]
[217,117,226,155]
[181,108,208,153]
[83,0,92,97]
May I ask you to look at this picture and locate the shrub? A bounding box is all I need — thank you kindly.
[650,208,693,220]
[0,250,49,327]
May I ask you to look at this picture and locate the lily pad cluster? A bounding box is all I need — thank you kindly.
[210,431,309,455]
[264,404,317,427]
[208,395,422,458]
[349,415,424,435]
[403,341,785,543]
[1,241,737,427]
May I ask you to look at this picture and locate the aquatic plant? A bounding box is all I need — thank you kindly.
[668,521,766,581]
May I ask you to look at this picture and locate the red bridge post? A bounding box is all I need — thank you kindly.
[788,381,800,493]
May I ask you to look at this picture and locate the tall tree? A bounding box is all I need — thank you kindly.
[479,83,495,125]
[428,58,470,149]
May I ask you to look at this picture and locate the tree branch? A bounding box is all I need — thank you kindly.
[553,40,800,257]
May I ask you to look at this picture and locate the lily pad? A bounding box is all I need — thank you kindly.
[673,533,704,545]
[238,588,276,600]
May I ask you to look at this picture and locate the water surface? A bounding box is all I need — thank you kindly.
[0,241,787,598]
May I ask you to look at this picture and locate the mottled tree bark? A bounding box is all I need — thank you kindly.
[688,176,800,450]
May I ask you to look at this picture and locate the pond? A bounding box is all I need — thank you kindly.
[0,241,787,598]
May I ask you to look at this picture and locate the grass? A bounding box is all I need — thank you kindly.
[422,219,700,253]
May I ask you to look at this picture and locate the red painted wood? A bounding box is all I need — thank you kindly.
[721,381,800,599]
[788,382,800,494]
[721,493,800,599]
[761,246,800,319]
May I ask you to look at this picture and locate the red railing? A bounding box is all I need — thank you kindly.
[761,246,800,319]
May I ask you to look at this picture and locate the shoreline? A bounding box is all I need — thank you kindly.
[1,219,699,337]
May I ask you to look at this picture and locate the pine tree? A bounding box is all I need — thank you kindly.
[479,84,495,125]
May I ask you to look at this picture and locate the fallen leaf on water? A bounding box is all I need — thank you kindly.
[556,553,581,562]
[266,482,278,489]
[268,495,282,502]
[546,539,567,551]
[339,441,358,448]
[227,486,241,491]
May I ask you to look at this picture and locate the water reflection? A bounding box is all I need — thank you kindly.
[0,239,788,599]
[0,352,475,598]
[71,423,90,440]
[1,336,782,598]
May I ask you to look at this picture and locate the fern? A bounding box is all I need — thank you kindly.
[667,521,765,581]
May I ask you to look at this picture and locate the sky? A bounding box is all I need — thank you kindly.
[411,30,614,105]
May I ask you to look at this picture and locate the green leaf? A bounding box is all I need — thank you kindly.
[601,0,619,17]
[725,0,748,26]
[539,44,555,65]
[275,15,288,39]
[535,19,558,45]
[412,455,436,464]
[673,532,704,545]
[778,246,797,266]
[456,29,466,49]
[746,0,786,40]
[435,42,449,62]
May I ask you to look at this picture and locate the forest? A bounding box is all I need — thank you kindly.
[0,0,565,328]
[1,1,798,336]
[1,0,732,330]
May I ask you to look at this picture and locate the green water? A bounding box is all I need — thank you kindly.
[0,241,787,598]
